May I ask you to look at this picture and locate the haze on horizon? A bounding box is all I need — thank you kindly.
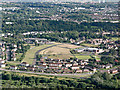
[1,0,120,2]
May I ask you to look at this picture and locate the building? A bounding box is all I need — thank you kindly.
[65,63,72,67]
[74,48,85,53]
[76,69,82,73]
[21,62,29,66]
[85,48,104,53]
[0,60,5,64]
[10,65,17,70]
[38,65,48,69]
[24,38,50,44]
[0,63,6,68]
[71,65,80,70]
[83,69,89,72]
[110,69,118,74]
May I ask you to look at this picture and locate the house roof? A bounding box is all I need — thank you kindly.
[21,62,28,64]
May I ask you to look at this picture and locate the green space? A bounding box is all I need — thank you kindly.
[16,53,22,60]
[5,61,21,69]
[75,55,91,60]
[92,55,101,60]
[45,54,74,60]
[111,37,120,41]
[81,43,98,47]
[22,44,56,64]
[74,55,101,60]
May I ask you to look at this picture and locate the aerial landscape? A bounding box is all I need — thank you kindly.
[0,0,120,89]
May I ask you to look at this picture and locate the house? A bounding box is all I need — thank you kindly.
[21,62,29,66]
[49,66,58,69]
[65,63,72,67]
[74,48,84,53]
[49,63,58,67]
[10,66,17,70]
[92,68,97,72]
[0,60,5,64]
[27,67,35,71]
[85,48,104,54]
[96,59,100,62]
[87,39,103,45]
[118,67,120,72]
[114,60,119,63]
[110,69,118,74]
[85,66,96,72]
[62,70,73,73]
[83,69,89,72]
[49,63,63,67]
[19,67,27,70]
[72,62,78,66]
[24,38,50,44]
[71,65,80,70]
[76,69,82,73]
[11,57,16,61]
[99,65,106,68]
[105,64,112,69]
[38,65,48,69]
[0,63,6,68]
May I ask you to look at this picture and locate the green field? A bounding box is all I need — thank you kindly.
[6,61,20,66]
[75,55,91,60]
[22,44,56,64]
[111,37,120,41]
[44,54,74,59]
[16,53,22,60]
[81,43,98,47]
[75,55,100,60]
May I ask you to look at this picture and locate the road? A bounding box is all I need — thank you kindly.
[0,68,93,79]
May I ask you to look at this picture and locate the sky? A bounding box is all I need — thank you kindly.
[1,0,120,2]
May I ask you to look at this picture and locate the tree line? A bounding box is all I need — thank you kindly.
[2,20,119,33]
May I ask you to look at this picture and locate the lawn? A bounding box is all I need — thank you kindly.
[22,44,56,64]
[5,71,91,79]
[6,61,21,66]
[81,43,98,47]
[45,54,74,59]
[16,53,22,60]
[74,55,101,60]
[111,37,120,41]
[5,71,75,80]
[75,55,91,60]
[92,55,101,60]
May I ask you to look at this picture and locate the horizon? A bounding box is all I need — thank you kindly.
[1,0,120,2]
